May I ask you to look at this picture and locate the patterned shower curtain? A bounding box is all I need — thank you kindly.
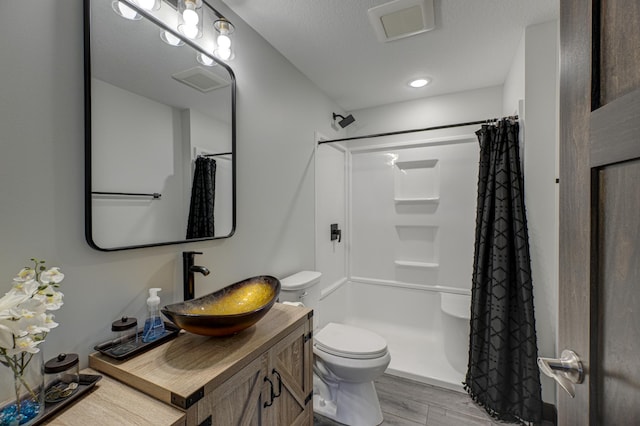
[464,119,543,424]
[186,156,216,239]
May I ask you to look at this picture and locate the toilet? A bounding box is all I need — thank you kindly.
[279,271,391,426]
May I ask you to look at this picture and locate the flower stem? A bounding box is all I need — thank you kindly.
[2,352,40,414]
[14,366,21,415]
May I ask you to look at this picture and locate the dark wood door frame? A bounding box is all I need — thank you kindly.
[560,0,640,424]
[559,0,592,421]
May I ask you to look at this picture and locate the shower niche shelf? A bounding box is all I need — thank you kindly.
[394,158,440,203]
[394,225,439,271]
[394,197,440,204]
[394,260,439,269]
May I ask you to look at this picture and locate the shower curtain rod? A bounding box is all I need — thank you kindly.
[317,115,518,145]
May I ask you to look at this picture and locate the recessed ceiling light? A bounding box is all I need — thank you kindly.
[409,78,430,88]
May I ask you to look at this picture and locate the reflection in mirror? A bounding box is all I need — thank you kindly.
[85,0,236,250]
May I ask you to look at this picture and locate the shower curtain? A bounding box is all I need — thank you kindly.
[464,119,542,424]
[186,156,216,238]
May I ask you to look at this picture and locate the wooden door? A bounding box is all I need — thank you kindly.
[266,321,313,426]
[559,0,640,424]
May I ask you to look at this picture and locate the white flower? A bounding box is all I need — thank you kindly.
[6,334,42,355]
[40,267,64,284]
[17,311,52,335]
[9,278,40,297]
[35,288,64,311]
[0,291,30,318]
[44,313,59,330]
[0,259,64,357]
[0,323,15,349]
[14,268,35,283]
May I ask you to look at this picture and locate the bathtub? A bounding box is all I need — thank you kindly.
[319,279,471,392]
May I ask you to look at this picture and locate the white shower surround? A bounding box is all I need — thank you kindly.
[316,133,481,391]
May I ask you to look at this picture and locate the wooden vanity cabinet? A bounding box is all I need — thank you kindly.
[200,321,312,425]
[89,303,313,426]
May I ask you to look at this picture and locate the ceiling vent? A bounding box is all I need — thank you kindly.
[368,0,435,43]
[171,67,230,93]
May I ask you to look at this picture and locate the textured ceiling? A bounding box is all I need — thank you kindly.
[221,0,559,111]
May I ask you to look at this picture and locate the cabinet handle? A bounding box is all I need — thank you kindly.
[263,377,274,408]
[272,369,282,398]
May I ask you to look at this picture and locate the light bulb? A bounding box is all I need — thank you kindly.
[215,47,231,61]
[113,1,140,20]
[180,24,198,39]
[183,8,199,26]
[409,78,429,88]
[217,34,231,49]
[160,31,184,46]
[197,53,215,66]
[136,0,156,10]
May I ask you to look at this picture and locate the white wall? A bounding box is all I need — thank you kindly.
[315,143,348,295]
[526,20,560,405]
[503,20,559,405]
[91,78,186,247]
[344,87,504,295]
[0,0,342,365]
[503,30,526,116]
[348,86,503,137]
[349,139,479,292]
[315,85,503,298]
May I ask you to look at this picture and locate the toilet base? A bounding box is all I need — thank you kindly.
[313,380,383,426]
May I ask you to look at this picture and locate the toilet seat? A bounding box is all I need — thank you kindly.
[314,323,388,360]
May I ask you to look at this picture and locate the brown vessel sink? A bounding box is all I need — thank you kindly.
[161,275,280,336]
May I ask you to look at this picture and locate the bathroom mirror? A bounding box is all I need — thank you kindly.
[84,0,236,250]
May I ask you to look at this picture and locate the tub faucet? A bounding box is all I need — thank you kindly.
[183,251,210,301]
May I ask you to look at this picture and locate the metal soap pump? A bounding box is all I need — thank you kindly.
[142,288,165,343]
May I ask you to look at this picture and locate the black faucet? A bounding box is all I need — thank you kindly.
[183,251,210,301]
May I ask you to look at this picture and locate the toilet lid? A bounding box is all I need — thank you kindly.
[314,323,388,360]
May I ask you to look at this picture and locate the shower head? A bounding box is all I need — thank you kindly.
[333,113,356,128]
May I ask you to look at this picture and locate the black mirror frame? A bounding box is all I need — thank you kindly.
[83,0,236,251]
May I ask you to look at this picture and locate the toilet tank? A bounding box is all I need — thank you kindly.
[279,271,322,312]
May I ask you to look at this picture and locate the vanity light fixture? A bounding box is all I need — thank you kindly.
[213,18,235,61]
[409,78,430,88]
[112,0,142,20]
[178,0,203,39]
[112,0,237,60]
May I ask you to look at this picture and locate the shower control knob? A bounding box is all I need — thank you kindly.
[330,223,342,243]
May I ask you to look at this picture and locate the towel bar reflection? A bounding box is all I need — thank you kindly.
[92,191,162,199]
[201,152,232,158]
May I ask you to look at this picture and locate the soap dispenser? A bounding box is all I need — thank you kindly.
[142,288,165,343]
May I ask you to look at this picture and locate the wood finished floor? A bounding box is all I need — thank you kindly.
[314,374,509,426]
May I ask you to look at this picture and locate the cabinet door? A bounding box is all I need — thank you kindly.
[196,353,269,426]
[266,320,313,426]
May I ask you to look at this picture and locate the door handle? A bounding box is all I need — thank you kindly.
[272,369,282,398]
[537,349,584,398]
[263,376,275,407]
